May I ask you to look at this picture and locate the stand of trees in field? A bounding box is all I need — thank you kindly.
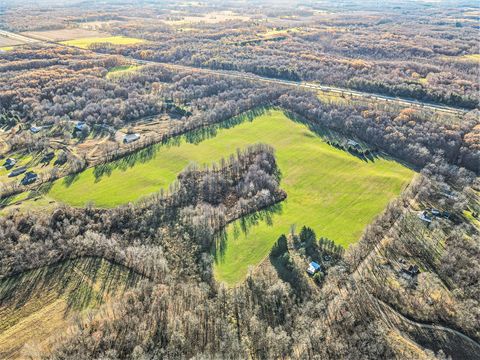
[0,144,285,282]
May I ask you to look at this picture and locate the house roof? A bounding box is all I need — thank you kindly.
[309,262,321,270]
[124,133,140,140]
[75,122,88,130]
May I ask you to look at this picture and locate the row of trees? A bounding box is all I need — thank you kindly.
[94,5,480,109]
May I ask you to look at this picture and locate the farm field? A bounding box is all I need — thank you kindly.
[20,28,110,42]
[163,10,251,26]
[14,110,414,285]
[0,257,141,358]
[0,36,24,47]
[60,35,145,49]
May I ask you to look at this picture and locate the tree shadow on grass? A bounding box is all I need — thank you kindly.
[212,202,284,264]
[184,107,269,145]
[63,173,80,188]
[285,110,385,164]
[270,253,311,298]
[93,144,159,182]
[91,107,270,183]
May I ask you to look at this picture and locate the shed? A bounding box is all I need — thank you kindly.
[307,261,321,275]
[123,133,140,144]
[30,126,43,134]
[21,171,38,185]
[4,158,16,168]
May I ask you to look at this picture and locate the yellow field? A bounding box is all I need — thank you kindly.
[106,65,143,79]
[441,54,480,63]
[0,258,142,358]
[61,36,145,49]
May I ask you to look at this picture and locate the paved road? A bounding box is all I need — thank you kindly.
[133,58,469,116]
[2,29,471,116]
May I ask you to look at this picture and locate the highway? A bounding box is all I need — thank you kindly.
[134,58,469,115]
[2,29,471,116]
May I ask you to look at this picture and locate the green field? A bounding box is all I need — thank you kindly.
[12,110,414,284]
[61,36,145,49]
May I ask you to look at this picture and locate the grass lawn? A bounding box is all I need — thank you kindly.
[60,36,145,49]
[28,110,414,284]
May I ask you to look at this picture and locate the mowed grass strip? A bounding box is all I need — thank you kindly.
[60,36,145,49]
[42,110,413,284]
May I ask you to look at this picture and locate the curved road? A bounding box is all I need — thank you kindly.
[133,58,469,116]
[2,29,471,116]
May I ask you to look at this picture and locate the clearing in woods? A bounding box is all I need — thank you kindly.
[7,110,414,284]
[106,65,143,79]
[60,36,145,49]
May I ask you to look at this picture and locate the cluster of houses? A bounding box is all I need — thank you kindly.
[3,158,38,185]
[306,261,321,275]
[74,121,141,144]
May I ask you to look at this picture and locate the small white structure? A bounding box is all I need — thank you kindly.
[307,261,321,275]
[30,125,43,133]
[347,139,360,148]
[123,133,140,144]
[418,211,432,223]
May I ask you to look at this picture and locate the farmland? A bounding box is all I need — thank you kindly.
[0,1,478,358]
[13,110,414,284]
[0,257,141,358]
[20,28,110,42]
[60,36,145,49]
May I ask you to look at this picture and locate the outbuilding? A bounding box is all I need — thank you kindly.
[9,166,27,177]
[21,171,38,185]
[307,261,321,275]
[3,158,17,169]
[123,133,140,144]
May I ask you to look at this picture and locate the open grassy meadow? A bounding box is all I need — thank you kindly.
[61,36,145,49]
[24,110,414,284]
[106,65,143,79]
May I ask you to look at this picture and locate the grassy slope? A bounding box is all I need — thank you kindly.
[0,258,141,358]
[106,65,142,79]
[60,36,145,49]
[40,110,413,284]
